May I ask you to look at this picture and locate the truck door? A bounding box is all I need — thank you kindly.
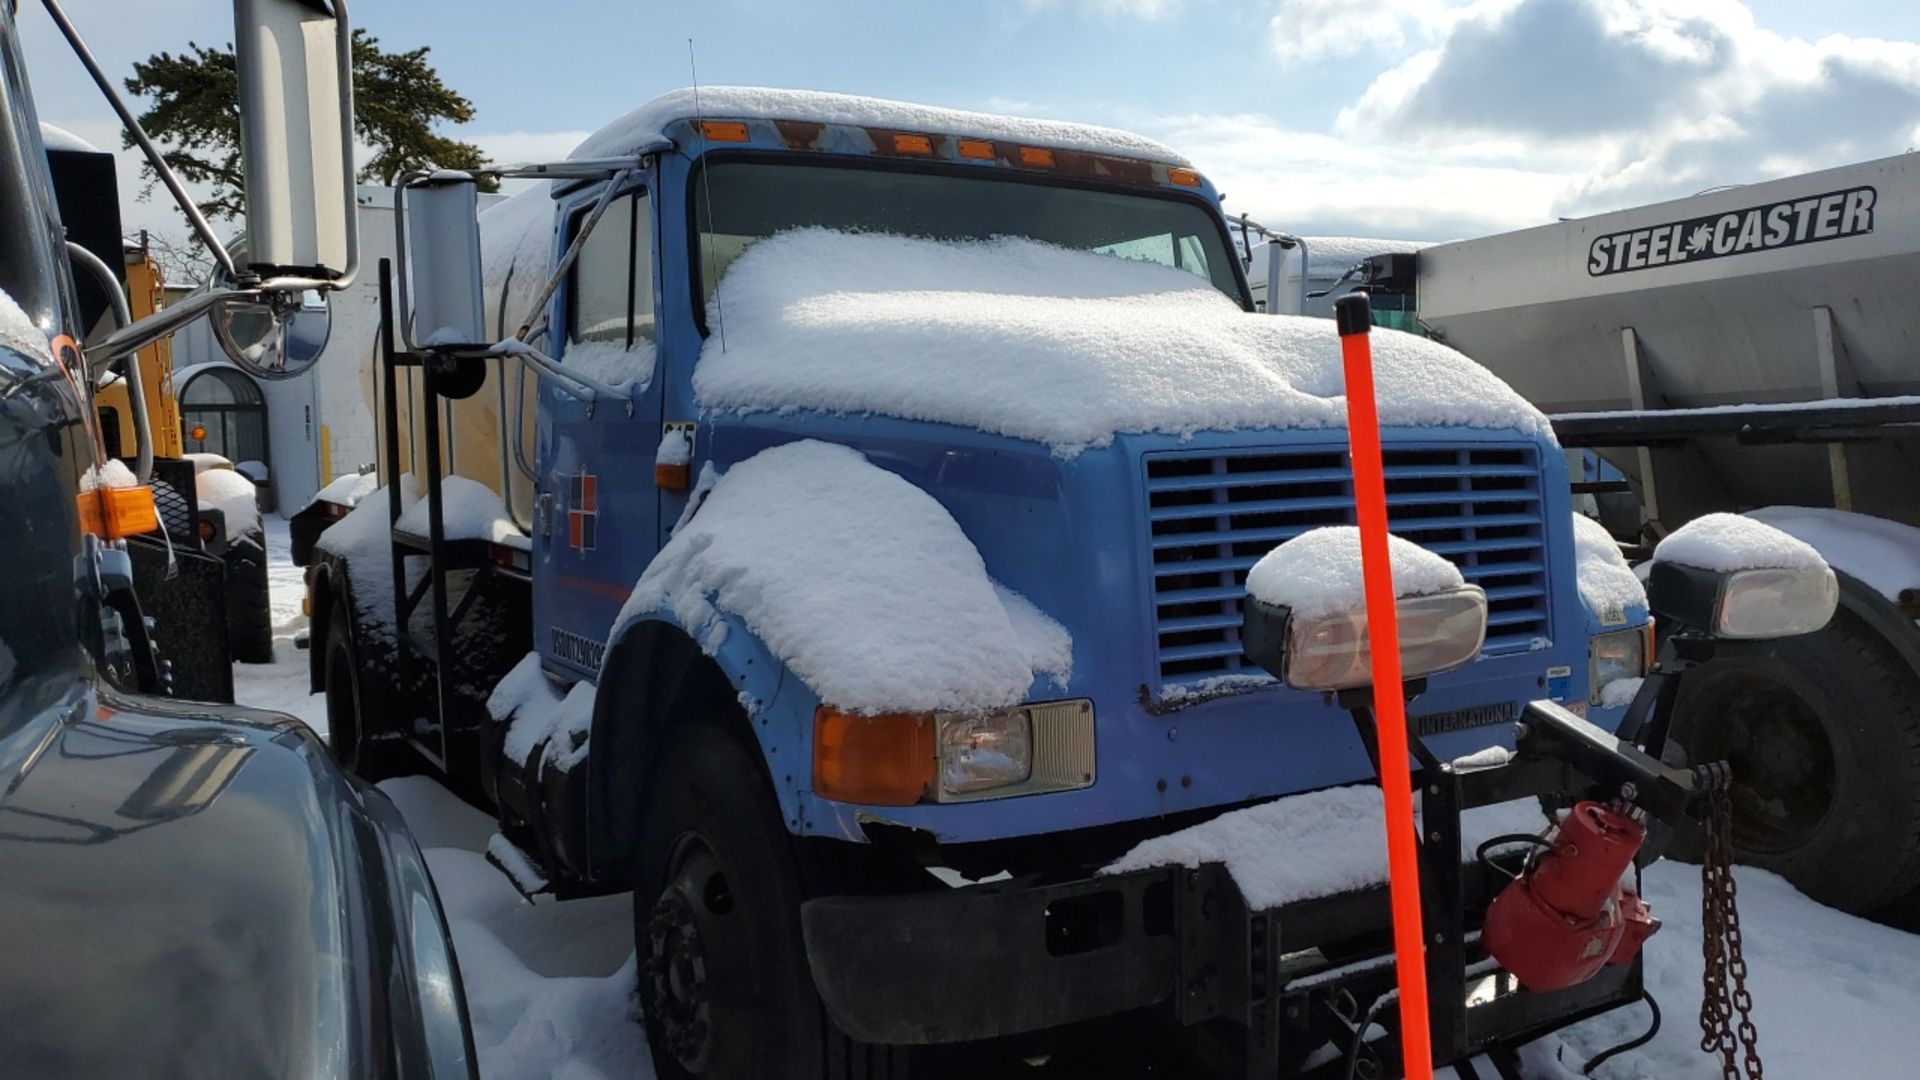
[533,179,665,678]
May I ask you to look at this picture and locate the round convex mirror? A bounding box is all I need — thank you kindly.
[211,289,331,380]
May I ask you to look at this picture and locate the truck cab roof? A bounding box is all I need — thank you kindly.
[569,85,1191,166]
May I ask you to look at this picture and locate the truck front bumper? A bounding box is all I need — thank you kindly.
[802,860,1638,1069]
[802,700,1701,1071]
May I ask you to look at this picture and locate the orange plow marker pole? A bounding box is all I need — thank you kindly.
[1335,292,1434,1080]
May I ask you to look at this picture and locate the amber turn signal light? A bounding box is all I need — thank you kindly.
[813,707,934,806]
[957,138,995,160]
[77,484,159,540]
[654,462,690,492]
[701,120,750,142]
[892,133,934,155]
[1168,167,1202,187]
[1018,146,1056,167]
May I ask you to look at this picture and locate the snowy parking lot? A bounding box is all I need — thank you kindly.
[239,514,1920,1079]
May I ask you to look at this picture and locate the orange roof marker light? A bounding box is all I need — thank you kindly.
[957,138,996,160]
[701,120,750,143]
[1168,167,1203,187]
[892,133,934,155]
[1018,146,1056,167]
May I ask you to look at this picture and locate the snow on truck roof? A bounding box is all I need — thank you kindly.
[570,86,1189,166]
[694,229,1554,455]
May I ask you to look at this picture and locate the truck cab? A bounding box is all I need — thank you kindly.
[310,88,1680,1077]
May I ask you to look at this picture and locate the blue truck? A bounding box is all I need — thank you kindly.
[298,89,1765,1078]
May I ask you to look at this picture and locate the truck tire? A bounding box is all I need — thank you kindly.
[1669,611,1920,916]
[634,721,905,1080]
[323,602,406,781]
[225,527,274,664]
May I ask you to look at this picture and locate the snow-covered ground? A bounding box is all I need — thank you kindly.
[236,513,1920,1079]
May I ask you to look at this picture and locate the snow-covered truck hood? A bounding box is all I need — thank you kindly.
[693,230,1553,456]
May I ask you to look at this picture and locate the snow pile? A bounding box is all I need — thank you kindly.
[310,470,379,510]
[619,440,1071,714]
[196,467,261,537]
[1750,506,1920,601]
[1246,526,1465,618]
[655,426,692,468]
[396,474,528,549]
[79,459,136,491]
[572,85,1187,164]
[561,340,655,394]
[376,779,645,1080]
[693,230,1552,456]
[1572,513,1646,624]
[1102,783,1548,909]
[315,476,421,646]
[184,452,230,473]
[1550,861,1920,1078]
[1653,512,1827,574]
[489,653,597,770]
[0,289,49,362]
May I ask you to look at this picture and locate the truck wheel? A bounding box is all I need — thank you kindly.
[323,602,405,781]
[634,722,905,1080]
[1670,612,1920,916]
[225,527,274,664]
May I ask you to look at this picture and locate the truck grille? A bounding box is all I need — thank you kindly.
[1146,445,1550,690]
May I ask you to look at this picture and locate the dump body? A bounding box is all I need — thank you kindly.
[1409,153,1920,529]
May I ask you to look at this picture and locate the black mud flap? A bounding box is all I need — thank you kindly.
[126,536,233,703]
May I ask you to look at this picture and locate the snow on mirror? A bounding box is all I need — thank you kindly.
[210,289,331,380]
[1647,513,1838,640]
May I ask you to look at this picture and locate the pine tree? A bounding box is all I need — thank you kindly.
[124,29,497,223]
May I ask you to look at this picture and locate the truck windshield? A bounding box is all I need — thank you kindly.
[690,158,1246,316]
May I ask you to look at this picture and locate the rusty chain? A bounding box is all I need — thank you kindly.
[1698,778,1764,1080]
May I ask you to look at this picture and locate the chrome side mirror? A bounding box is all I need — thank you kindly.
[234,0,358,285]
[1646,514,1837,640]
[210,290,332,380]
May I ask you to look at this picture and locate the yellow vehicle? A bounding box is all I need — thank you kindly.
[84,240,273,669]
[94,240,183,461]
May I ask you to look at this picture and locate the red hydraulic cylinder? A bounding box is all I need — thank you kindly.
[1483,801,1656,991]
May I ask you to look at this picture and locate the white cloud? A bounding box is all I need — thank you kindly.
[1170,0,1920,237]
[1138,111,1568,238]
[1332,0,1920,214]
[1265,0,1458,66]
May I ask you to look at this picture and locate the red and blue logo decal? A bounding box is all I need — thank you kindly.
[568,470,598,551]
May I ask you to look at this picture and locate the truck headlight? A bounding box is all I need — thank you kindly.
[934,700,1096,803]
[1243,586,1488,692]
[938,709,1031,795]
[1588,624,1653,706]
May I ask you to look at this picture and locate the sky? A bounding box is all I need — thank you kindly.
[17,0,1920,251]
